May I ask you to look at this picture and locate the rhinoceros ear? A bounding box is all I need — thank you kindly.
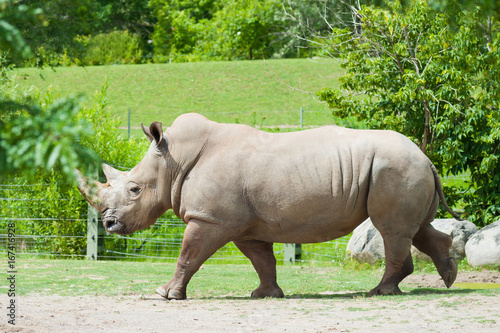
[141,121,165,148]
[149,122,164,148]
[141,121,163,147]
[141,122,154,143]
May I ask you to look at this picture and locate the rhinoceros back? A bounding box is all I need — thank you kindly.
[171,117,433,244]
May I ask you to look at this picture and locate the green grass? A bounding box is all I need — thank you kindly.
[9,259,499,299]
[15,59,345,131]
[12,259,375,297]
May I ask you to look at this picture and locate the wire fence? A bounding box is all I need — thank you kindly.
[0,181,351,265]
[1,176,469,264]
[0,171,469,265]
[121,109,366,139]
[0,109,469,265]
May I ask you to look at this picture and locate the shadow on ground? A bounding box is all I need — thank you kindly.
[142,287,478,302]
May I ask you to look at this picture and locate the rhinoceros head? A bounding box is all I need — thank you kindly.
[77,122,171,235]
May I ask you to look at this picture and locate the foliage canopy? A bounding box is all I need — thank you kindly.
[0,0,102,181]
[317,0,500,225]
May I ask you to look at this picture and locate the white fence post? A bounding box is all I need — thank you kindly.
[300,107,304,130]
[284,243,302,264]
[86,166,104,260]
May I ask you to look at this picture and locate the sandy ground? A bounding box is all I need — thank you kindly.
[2,271,499,333]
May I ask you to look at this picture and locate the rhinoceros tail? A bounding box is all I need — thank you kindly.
[429,162,462,221]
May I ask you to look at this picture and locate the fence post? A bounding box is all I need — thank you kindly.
[300,107,304,130]
[128,108,131,140]
[284,243,301,264]
[86,167,104,260]
[285,107,305,263]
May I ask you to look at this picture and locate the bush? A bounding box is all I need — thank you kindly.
[1,82,148,256]
[22,31,146,67]
[151,0,281,62]
[3,171,89,256]
[82,30,145,66]
[23,46,82,67]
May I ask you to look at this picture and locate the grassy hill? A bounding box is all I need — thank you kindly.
[15,59,347,131]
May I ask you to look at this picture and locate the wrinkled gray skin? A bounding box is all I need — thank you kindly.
[77,113,460,299]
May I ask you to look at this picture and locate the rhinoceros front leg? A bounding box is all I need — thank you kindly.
[233,240,284,298]
[156,220,231,300]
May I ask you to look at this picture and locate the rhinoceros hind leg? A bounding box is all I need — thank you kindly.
[368,253,414,296]
[368,236,414,297]
[234,240,284,298]
[412,225,457,288]
[369,284,403,296]
[441,257,458,288]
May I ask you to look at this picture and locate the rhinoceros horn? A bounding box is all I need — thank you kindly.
[101,163,126,187]
[75,168,105,211]
[76,164,127,211]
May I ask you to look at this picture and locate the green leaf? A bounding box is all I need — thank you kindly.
[0,20,32,59]
[46,143,62,169]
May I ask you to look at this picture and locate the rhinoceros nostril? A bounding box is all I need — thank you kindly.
[103,217,115,229]
[102,217,110,228]
[105,219,115,228]
[103,218,124,233]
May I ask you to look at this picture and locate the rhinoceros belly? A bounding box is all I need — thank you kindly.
[241,143,372,243]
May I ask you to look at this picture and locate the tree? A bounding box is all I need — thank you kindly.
[277,0,373,58]
[0,0,100,181]
[95,0,155,40]
[424,0,500,17]
[0,0,43,59]
[6,0,102,65]
[197,0,281,60]
[150,0,285,62]
[150,0,219,61]
[315,0,500,226]
[10,1,154,66]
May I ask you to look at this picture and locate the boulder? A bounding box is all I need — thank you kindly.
[465,221,500,267]
[412,219,478,260]
[346,219,384,264]
[347,218,477,264]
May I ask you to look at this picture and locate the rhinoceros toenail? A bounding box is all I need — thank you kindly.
[156,287,166,297]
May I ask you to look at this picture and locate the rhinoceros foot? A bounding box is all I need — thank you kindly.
[156,285,186,300]
[440,257,458,288]
[250,284,285,298]
[368,284,403,297]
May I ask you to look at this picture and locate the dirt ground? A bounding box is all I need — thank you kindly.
[2,271,499,333]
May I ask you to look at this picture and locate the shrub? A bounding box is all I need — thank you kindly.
[1,82,148,256]
[82,30,145,66]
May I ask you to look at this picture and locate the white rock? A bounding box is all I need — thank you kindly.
[412,219,478,260]
[347,218,477,264]
[346,219,384,264]
[465,220,500,267]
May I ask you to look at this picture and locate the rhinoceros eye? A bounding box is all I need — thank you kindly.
[129,186,141,194]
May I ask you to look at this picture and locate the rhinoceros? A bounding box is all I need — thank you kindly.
[77,113,460,299]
